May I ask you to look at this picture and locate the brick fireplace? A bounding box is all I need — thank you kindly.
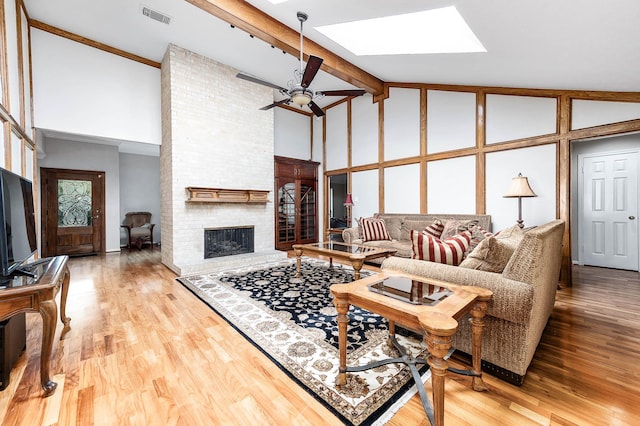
[160,44,286,275]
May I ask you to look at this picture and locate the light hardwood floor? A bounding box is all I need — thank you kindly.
[0,250,639,425]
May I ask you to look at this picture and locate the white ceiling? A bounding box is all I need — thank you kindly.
[23,0,640,153]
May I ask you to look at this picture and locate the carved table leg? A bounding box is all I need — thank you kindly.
[60,266,71,328]
[293,246,303,278]
[39,299,58,396]
[334,295,350,387]
[469,300,489,391]
[351,259,364,280]
[425,329,455,426]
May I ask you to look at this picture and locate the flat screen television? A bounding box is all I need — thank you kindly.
[0,167,37,278]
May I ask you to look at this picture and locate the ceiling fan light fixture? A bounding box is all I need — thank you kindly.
[291,90,312,106]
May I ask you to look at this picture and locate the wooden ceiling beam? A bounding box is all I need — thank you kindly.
[185,0,385,98]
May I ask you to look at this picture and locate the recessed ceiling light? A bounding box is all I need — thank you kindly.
[266,0,288,4]
[315,6,486,56]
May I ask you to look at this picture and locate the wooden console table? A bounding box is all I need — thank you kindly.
[0,256,71,396]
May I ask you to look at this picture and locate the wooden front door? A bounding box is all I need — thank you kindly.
[40,168,105,257]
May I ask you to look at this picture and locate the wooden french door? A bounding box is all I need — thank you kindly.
[40,168,105,257]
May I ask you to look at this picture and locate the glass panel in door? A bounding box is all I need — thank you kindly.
[57,179,93,226]
[300,182,316,240]
[278,182,296,244]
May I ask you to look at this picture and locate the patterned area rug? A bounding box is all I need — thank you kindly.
[176,258,430,425]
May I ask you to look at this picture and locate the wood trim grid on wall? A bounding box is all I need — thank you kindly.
[324,83,640,287]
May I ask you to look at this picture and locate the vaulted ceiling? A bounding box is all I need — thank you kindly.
[23,0,640,156]
[24,0,640,96]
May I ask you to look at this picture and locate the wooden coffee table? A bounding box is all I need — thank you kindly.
[292,241,397,280]
[330,271,492,426]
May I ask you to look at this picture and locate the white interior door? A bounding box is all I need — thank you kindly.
[580,151,639,270]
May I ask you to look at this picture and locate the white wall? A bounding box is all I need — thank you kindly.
[428,156,476,214]
[572,100,640,129]
[384,164,420,213]
[352,95,379,166]
[427,90,476,153]
[38,138,121,252]
[312,116,325,238]
[384,88,420,160]
[325,103,348,170]
[351,169,378,223]
[31,29,161,145]
[274,108,311,159]
[486,95,557,143]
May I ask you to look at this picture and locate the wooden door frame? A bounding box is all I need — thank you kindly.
[40,167,106,257]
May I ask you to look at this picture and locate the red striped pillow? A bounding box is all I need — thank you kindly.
[361,217,392,242]
[423,219,445,238]
[411,230,472,265]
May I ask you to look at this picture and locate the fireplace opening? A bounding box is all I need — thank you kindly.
[204,226,254,259]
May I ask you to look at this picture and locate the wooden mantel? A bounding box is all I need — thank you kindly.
[186,187,270,203]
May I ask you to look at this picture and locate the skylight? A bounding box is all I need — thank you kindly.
[315,6,486,56]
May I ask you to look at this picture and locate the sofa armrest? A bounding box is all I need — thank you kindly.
[381,257,533,325]
[342,227,360,244]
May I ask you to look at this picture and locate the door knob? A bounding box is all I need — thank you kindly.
[630,216,636,220]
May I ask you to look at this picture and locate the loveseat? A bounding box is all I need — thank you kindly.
[381,219,565,385]
[341,213,492,263]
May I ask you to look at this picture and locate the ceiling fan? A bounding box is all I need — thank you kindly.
[236,11,366,117]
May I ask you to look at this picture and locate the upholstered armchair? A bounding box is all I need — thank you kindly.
[122,212,155,250]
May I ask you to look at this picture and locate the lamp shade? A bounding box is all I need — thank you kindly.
[503,173,537,198]
[344,193,354,206]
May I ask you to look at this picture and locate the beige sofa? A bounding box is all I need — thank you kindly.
[341,213,492,263]
[381,219,565,385]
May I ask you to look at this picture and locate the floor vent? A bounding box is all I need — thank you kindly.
[141,5,171,25]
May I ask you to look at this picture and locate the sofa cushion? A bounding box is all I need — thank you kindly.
[362,239,413,258]
[460,224,524,273]
[361,217,392,242]
[411,230,471,265]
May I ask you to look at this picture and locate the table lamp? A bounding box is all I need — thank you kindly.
[503,173,537,228]
[344,193,354,227]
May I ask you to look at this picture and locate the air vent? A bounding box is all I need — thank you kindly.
[141,5,171,25]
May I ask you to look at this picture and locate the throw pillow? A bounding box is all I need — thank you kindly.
[459,224,524,273]
[400,219,434,241]
[440,219,479,240]
[361,217,392,242]
[411,230,471,266]
[423,219,445,238]
[466,224,494,255]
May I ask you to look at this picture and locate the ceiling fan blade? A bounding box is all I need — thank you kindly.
[301,56,323,88]
[317,89,366,97]
[308,101,325,117]
[236,72,287,92]
[259,99,290,111]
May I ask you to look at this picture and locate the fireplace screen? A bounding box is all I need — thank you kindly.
[204,226,254,258]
